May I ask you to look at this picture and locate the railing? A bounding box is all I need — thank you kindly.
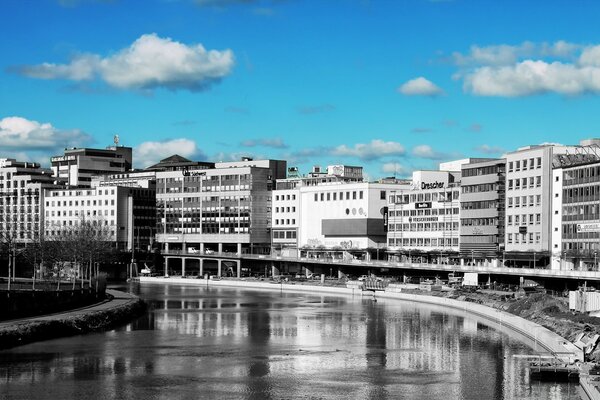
[160,250,600,280]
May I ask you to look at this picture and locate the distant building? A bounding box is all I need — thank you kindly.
[0,158,56,244]
[51,146,133,187]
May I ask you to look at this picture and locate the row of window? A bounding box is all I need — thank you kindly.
[461,200,500,210]
[274,219,296,225]
[50,189,115,196]
[507,195,542,208]
[388,222,459,231]
[47,199,115,207]
[390,190,460,204]
[275,206,296,213]
[274,194,297,201]
[508,157,542,172]
[314,190,365,202]
[462,165,503,177]
[507,214,541,225]
[388,237,459,247]
[389,208,460,217]
[46,209,115,217]
[507,232,541,244]
[273,230,297,239]
[507,176,542,190]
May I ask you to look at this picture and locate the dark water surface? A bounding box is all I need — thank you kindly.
[0,283,579,399]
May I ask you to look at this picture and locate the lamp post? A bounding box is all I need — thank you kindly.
[533,251,536,269]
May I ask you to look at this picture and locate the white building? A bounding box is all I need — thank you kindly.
[44,185,155,251]
[504,144,579,267]
[272,165,410,258]
[387,169,462,263]
[0,158,56,244]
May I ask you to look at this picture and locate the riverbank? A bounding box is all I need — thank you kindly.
[0,289,145,350]
[137,276,583,362]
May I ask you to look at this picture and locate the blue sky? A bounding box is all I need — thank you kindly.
[2,0,600,178]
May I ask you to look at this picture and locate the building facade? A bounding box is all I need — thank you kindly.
[387,170,461,263]
[504,144,578,267]
[44,185,156,251]
[459,159,506,264]
[155,159,286,255]
[551,143,600,270]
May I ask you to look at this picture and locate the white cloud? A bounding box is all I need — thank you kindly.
[0,116,91,151]
[381,162,407,175]
[16,34,234,92]
[398,77,443,96]
[463,60,600,96]
[134,138,203,167]
[453,41,579,66]
[332,139,406,161]
[412,144,454,160]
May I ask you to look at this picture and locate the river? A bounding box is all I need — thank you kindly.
[0,283,580,399]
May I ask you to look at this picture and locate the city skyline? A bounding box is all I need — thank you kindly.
[3,1,600,179]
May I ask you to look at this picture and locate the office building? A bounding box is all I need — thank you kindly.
[387,169,462,263]
[551,141,600,270]
[504,144,579,267]
[155,158,287,255]
[51,145,133,187]
[459,158,506,265]
[44,185,156,251]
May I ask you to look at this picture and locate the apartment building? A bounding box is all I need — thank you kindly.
[0,158,56,244]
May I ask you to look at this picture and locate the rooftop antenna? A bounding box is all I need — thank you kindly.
[113,134,120,146]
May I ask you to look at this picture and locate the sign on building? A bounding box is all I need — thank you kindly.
[577,223,600,233]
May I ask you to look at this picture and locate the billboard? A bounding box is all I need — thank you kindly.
[577,223,600,233]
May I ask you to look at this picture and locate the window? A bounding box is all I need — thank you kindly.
[314,193,318,201]
[537,157,542,168]
[352,191,357,200]
[508,179,513,190]
[379,190,385,200]
[508,215,512,225]
[509,162,513,172]
[536,176,541,187]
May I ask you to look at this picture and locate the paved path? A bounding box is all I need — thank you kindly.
[0,290,139,329]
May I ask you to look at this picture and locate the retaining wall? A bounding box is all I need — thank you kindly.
[139,276,582,361]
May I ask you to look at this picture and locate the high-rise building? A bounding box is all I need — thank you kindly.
[51,146,133,187]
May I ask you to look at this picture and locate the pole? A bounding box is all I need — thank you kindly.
[533,252,536,269]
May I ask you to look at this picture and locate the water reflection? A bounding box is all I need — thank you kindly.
[0,283,578,400]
